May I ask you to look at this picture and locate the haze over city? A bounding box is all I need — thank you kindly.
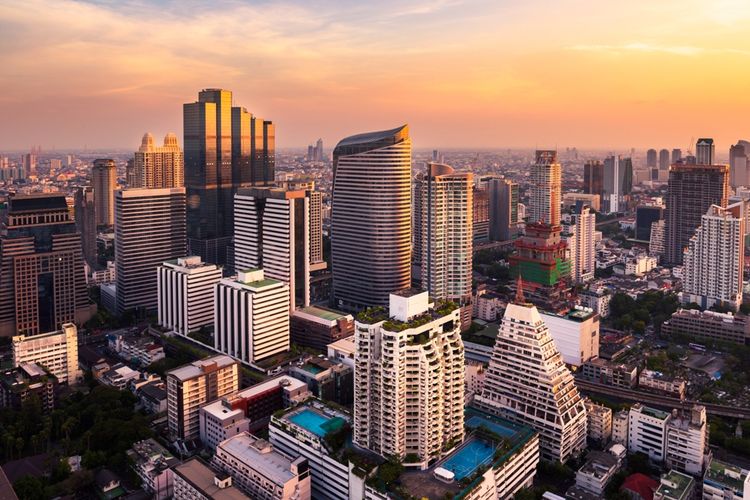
[2,0,750,150]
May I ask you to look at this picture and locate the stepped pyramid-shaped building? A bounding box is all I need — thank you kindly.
[475,280,587,463]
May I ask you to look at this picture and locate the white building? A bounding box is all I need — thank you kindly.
[585,399,613,444]
[166,355,240,440]
[628,404,670,462]
[650,219,666,258]
[326,336,355,370]
[702,457,750,500]
[623,254,658,276]
[564,206,596,284]
[579,287,611,318]
[212,432,311,500]
[573,450,621,496]
[354,290,465,467]
[127,439,179,500]
[157,256,222,337]
[465,361,486,405]
[683,203,745,311]
[475,293,588,463]
[528,150,561,226]
[214,269,290,366]
[172,457,247,499]
[666,405,708,476]
[639,370,686,399]
[612,410,628,445]
[12,323,81,384]
[540,307,600,367]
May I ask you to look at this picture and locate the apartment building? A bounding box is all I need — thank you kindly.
[12,323,81,384]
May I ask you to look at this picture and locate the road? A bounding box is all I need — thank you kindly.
[473,239,515,252]
[575,378,750,419]
[595,216,630,228]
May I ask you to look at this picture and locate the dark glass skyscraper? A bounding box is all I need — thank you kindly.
[183,89,274,266]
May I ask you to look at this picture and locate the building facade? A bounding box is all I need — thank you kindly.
[529,150,562,226]
[489,177,519,241]
[92,158,116,227]
[133,132,184,188]
[12,323,81,384]
[564,205,596,284]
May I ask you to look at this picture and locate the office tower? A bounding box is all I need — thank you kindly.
[22,153,37,177]
[354,291,465,465]
[12,323,81,384]
[489,177,519,241]
[565,205,595,284]
[583,160,604,196]
[234,185,315,311]
[157,256,223,337]
[672,149,682,164]
[133,132,184,188]
[307,144,314,161]
[696,138,715,165]
[92,158,116,227]
[331,125,411,311]
[211,433,312,500]
[659,149,670,170]
[166,355,240,440]
[664,164,729,265]
[730,140,750,188]
[682,203,744,311]
[529,150,561,225]
[635,206,664,241]
[315,138,323,162]
[414,163,473,307]
[277,178,326,271]
[74,186,97,267]
[0,193,90,336]
[184,89,275,266]
[647,149,658,168]
[475,289,587,463]
[472,185,490,242]
[114,188,187,315]
[214,269,290,365]
[602,155,633,213]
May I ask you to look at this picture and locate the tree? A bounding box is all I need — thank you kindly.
[12,476,47,500]
[632,320,646,334]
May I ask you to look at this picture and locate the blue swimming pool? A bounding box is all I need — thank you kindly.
[288,409,332,437]
[439,439,496,480]
[465,415,518,439]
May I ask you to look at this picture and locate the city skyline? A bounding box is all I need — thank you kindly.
[2,0,750,150]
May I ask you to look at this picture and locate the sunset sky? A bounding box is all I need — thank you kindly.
[2,0,750,151]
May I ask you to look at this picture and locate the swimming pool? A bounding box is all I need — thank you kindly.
[288,409,333,437]
[439,439,496,480]
[465,415,518,439]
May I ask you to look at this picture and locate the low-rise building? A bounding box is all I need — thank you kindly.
[579,288,611,318]
[100,363,141,389]
[107,333,165,367]
[623,255,658,277]
[290,306,354,351]
[580,358,639,388]
[612,410,628,445]
[654,470,694,500]
[12,323,81,385]
[172,457,247,500]
[702,457,750,500]
[326,336,355,369]
[666,406,708,476]
[0,363,56,411]
[473,289,504,322]
[584,399,613,445]
[136,380,168,414]
[639,370,686,399]
[288,357,353,405]
[662,308,750,345]
[540,307,600,367]
[212,433,311,500]
[465,360,486,405]
[127,439,179,500]
[573,450,620,496]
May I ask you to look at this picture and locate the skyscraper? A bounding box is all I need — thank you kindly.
[22,153,37,177]
[529,150,561,226]
[564,205,595,284]
[729,140,750,188]
[659,149,670,170]
[0,194,91,336]
[183,89,274,266]
[682,203,745,311]
[472,184,490,242]
[583,160,604,197]
[414,163,473,324]
[664,163,728,265]
[133,132,184,188]
[489,177,519,241]
[331,125,411,311]
[635,205,664,242]
[696,138,715,165]
[114,188,187,315]
[647,149,658,168]
[672,148,682,164]
[602,155,633,213]
[315,138,323,162]
[475,287,587,463]
[74,186,97,267]
[354,290,465,465]
[92,158,116,227]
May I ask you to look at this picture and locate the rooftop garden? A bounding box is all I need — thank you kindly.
[356,306,388,324]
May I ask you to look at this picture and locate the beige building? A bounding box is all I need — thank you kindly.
[92,158,116,226]
[133,132,184,188]
[12,323,81,384]
[584,399,613,444]
[529,150,562,226]
[166,355,240,440]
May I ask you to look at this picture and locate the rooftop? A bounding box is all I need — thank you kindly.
[172,458,247,500]
[655,470,694,500]
[218,433,299,485]
[8,193,68,213]
[293,305,351,325]
[633,404,670,421]
[333,124,408,154]
[166,355,237,382]
[704,458,748,493]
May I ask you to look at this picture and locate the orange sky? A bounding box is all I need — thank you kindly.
[1,0,750,151]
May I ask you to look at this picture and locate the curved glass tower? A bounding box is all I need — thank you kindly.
[331,125,412,311]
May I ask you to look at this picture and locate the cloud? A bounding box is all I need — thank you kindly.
[567,42,750,56]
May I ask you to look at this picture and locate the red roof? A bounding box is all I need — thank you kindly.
[621,473,658,500]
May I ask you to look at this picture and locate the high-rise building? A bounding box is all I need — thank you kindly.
[166,355,240,440]
[729,140,750,188]
[114,188,187,315]
[682,203,744,311]
[564,205,595,284]
[414,163,473,307]
[650,219,666,258]
[529,150,561,225]
[234,185,315,311]
[475,289,587,463]
[133,132,184,188]
[472,182,490,242]
[74,186,97,267]
[659,149,671,170]
[354,290,465,465]
[315,138,324,162]
[92,158,117,227]
[12,323,81,385]
[22,153,37,177]
[331,125,411,312]
[636,206,664,242]
[489,177,519,241]
[214,269,290,366]
[157,256,223,337]
[696,138,715,166]
[602,155,633,213]
[671,149,682,164]
[664,163,729,265]
[583,160,604,197]
[647,149,658,168]
[0,193,90,336]
[183,89,274,266]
